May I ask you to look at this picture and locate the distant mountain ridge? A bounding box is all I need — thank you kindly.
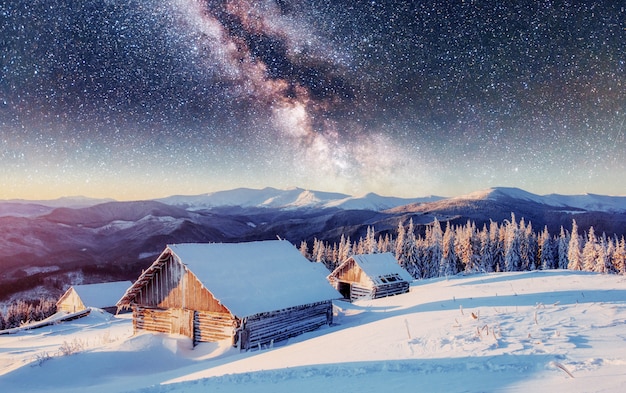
[156,187,443,211]
[2,185,626,304]
[3,186,626,218]
[452,187,626,213]
[156,186,626,213]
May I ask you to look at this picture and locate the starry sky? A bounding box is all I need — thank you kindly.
[1,0,625,200]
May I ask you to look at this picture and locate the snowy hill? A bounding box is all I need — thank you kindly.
[157,187,441,211]
[1,271,626,392]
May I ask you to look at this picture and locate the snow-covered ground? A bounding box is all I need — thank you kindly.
[2,270,626,392]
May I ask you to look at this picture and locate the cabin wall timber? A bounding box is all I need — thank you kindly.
[239,301,333,350]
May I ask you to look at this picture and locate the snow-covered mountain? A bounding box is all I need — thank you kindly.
[157,186,626,213]
[2,185,626,304]
[157,187,442,211]
[457,187,626,212]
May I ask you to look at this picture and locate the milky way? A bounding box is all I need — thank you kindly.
[1,0,625,199]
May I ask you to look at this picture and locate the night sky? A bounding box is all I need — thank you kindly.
[1,0,625,200]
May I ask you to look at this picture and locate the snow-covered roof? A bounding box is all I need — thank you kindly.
[124,241,340,317]
[334,253,413,286]
[63,281,132,309]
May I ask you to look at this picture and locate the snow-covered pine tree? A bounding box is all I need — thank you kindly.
[338,234,351,264]
[558,226,570,269]
[454,220,475,273]
[377,233,392,253]
[403,218,420,277]
[490,220,503,272]
[365,226,378,254]
[525,220,538,270]
[440,221,458,277]
[478,224,493,273]
[427,218,444,278]
[395,219,407,269]
[518,218,530,270]
[613,236,626,275]
[598,233,616,274]
[504,213,521,272]
[582,226,598,272]
[568,220,583,270]
[299,241,310,260]
[539,226,556,270]
[325,241,336,270]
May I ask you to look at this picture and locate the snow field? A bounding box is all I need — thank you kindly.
[1,270,626,392]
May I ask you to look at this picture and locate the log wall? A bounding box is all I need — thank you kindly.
[194,311,238,344]
[133,306,171,334]
[372,281,409,298]
[240,301,333,350]
[133,305,237,344]
[348,283,374,301]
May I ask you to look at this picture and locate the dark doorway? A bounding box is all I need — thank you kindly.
[338,282,351,300]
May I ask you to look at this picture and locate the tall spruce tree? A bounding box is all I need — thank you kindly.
[614,236,626,275]
[582,226,598,272]
[557,226,570,269]
[568,220,583,270]
[427,218,443,278]
[440,221,458,277]
[504,213,521,272]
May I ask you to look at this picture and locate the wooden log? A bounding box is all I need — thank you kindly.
[373,281,409,298]
[243,301,333,349]
[350,284,374,301]
[193,310,237,343]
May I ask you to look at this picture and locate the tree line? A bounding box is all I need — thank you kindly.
[0,298,57,330]
[300,214,626,278]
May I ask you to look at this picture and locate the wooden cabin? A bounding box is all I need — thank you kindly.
[327,253,413,301]
[117,240,341,350]
[57,281,132,314]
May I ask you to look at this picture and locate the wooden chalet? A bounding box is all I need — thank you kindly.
[116,240,341,350]
[56,281,132,314]
[327,253,413,301]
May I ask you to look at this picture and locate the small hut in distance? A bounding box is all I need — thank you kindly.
[328,253,413,301]
[57,281,132,314]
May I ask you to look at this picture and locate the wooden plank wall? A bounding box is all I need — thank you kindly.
[349,284,374,301]
[372,281,409,298]
[57,289,86,313]
[333,260,369,286]
[194,311,238,344]
[241,301,333,350]
[135,256,184,308]
[134,256,230,314]
[133,306,171,334]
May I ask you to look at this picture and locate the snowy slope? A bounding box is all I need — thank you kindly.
[2,270,626,393]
